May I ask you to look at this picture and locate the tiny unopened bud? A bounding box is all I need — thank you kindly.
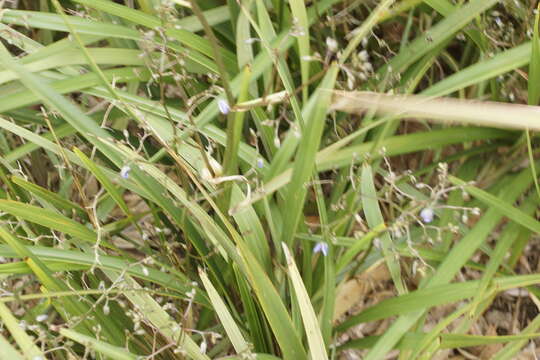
[200,341,207,354]
[326,37,338,52]
[420,208,434,223]
[141,266,149,276]
[120,165,131,179]
[36,314,48,322]
[358,50,369,62]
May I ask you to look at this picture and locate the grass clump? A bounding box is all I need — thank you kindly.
[0,0,539,359]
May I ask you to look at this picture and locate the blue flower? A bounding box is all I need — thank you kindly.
[420,208,434,223]
[313,242,329,256]
[217,99,230,115]
[120,165,131,179]
[256,158,264,169]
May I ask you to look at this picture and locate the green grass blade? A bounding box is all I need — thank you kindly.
[0,302,43,359]
[231,185,272,272]
[341,331,540,351]
[0,200,110,248]
[379,0,499,75]
[0,41,121,164]
[528,4,540,106]
[72,0,237,71]
[223,66,251,176]
[1,10,221,73]
[440,333,540,349]
[11,175,87,219]
[336,223,386,273]
[288,0,310,102]
[449,175,540,234]
[361,164,405,294]
[339,273,540,330]
[60,329,138,360]
[200,269,250,355]
[492,313,540,359]
[279,64,338,246]
[73,147,131,217]
[0,244,203,302]
[0,333,25,360]
[238,240,307,360]
[0,67,150,116]
[283,244,328,359]
[0,48,148,85]
[103,270,210,360]
[0,260,89,274]
[423,43,531,97]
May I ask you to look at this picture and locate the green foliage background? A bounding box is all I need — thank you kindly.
[0,0,539,359]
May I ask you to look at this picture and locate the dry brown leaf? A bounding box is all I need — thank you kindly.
[330,91,540,131]
[334,260,391,321]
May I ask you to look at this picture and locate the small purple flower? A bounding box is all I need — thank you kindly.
[420,208,434,223]
[313,242,329,256]
[256,158,264,169]
[217,99,230,115]
[120,165,131,179]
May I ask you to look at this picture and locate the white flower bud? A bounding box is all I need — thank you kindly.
[36,314,48,322]
[420,208,434,223]
[326,37,338,52]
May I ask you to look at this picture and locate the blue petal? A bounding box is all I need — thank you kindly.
[217,99,230,115]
